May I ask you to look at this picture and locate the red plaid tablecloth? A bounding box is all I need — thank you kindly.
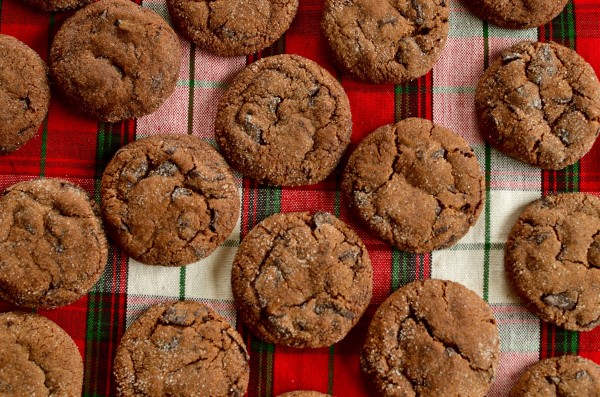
[1,0,600,395]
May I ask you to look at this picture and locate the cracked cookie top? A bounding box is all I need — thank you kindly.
[232,211,372,348]
[509,355,600,396]
[0,312,83,396]
[342,117,485,253]
[321,0,449,84]
[0,34,50,154]
[476,41,600,169]
[0,178,108,309]
[215,54,352,186]
[506,193,600,331]
[467,0,568,29]
[49,0,181,122]
[113,301,250,397]
[101,134,239,266]
[361,279,499,397]
[167,0,298,56]
[23,0,91,12]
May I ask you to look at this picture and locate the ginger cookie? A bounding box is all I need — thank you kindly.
[0,312,83,396]
[167,0,298,56]
[0,34,50,154]
[23,0,91,12]
[321,0,449,84]
[277,392,332,397]
[342,117,485,253]
[232,211,372,348]
[509,355,600,396]
[215,54,352,186]
[361,279,500,397]
[49,0,181,122]
[476,41,600,169]
[0,178,108,309]
[467,0,568,29]
[505,193,600,331]
[101,134,239,267]
[114,300,250,397]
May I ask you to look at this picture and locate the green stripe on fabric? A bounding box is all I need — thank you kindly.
[252,339,275,397]
[177,80,227,89]
[39,12,55,177]
[482,21,491,303]
[327,344,335,394]
[187,44,197,135]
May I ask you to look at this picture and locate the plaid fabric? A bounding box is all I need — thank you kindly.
[1,0,600,395]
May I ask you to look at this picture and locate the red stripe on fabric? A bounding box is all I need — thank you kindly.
[273,346,330,395]
[578,327,600,363]
[579,141,600,192]
[280,180,338,214]
[424,72,433,120]
[40,296,89,357]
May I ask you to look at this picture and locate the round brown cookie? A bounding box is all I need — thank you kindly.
[0,35,50,154]
[476,41,600,170]
[232,211,372,348]
[113,301,250,397]
[23,0,91,12]
[467,0,568,29]
[215,54,352,186]
[167,0,298,56]
[342,117,485,253]
[0,178,108,309]
[509,355,600,396]
[505,193,600,331]
[277,392,332,397]
[0,312,83,396]
[101,134,239,267]
[321,0,449,84]
[361,279,500,397]
[49,0,181,122]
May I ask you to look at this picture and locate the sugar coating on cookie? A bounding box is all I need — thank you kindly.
[505,193,600,331]
[101,134,240,267]
[509,355,600,396]
[167,0,298,56]
[114,301,250,397]
[342,117,485,253]
[361,279,499,397]
[0,178,108,309]
[476,41,600,169]
[467,0,569,29]
[232,211,372,348]
[23,0,92,12]
[215,54,352,186]
[0,34,49,154]
[50,0,181,122]
[0,312,84,396]
[322,0,449,84]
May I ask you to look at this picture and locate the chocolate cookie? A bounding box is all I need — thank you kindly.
[23,0,91,12]
[342,117,485,253]
[232,211,372,348]
[101,134,239,267]
[0,312,84,396]
[505,193,600,331]
[467,0,569,29]
[277,392,331,397]
[215,54,352,186]
[509,355,600,396]
[476,41,600,169]
[49,0,181,122]
[0,34,50,154]
[321,0,449,84]
[167,0,298,56]
[361,279,500,397]
[114,301,250,397]
[0,178,108,309]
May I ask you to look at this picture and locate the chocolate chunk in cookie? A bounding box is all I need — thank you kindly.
[114,301,250,397]
[476,41,600,169]
[0,178,108,309]
[50,0,181,122]
[505,193,600,331]
[0,34,50,154]
[342,117,485,253]
[509,355,600,396]
[232,211,372,348]
[361,279,499,397]
[321,0,449,83]
[0,312,83,396]
[101,134,239,267]
[467,0,568,29]
[215,54,352,186]
[167,0,298,56]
